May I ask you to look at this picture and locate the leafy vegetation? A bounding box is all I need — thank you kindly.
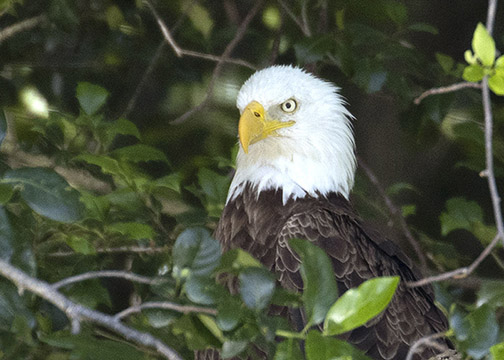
[0,0,503,359]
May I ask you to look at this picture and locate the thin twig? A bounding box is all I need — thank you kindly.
[144,0,256,70]
[407,234,501,287]
[414,82,481,105]
[170,0,265,124]
[114,301,218,320]
[358,157,428,271]
[52,270,166,289]
[47,246,168,257]
[0,14,47,44]
[0,259,182,360]
[277,0,311,36]
[406,332,450,360]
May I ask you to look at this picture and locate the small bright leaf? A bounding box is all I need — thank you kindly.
[3,167,83,223]
[324,276,399,336]
[289,238,338,326]
[490,342,504,360]
[76,82,109,115]
[239,267,275,311]
[489,74,504,95]
[472,22,495,67]
[463,64,484,82]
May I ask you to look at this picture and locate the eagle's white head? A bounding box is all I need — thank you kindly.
[227,65,356,204]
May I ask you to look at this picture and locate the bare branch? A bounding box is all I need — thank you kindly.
[114,301,217,320]
[277,0,311,36]
[0,14,47,44]
[406,332,452,360]
[407,233,501,287]
[144,0,256,70]
[52,270,166,289]
[414,82,481,105]
[0,259,182,360]
[358,157,428,271]
[170,0,265,124]
[486,0,498,36]
[47,246,169,257]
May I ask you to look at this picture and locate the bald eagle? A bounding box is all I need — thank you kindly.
[200,65,450,360]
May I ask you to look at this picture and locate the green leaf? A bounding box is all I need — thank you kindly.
[75,154,122,176]
[65,235,95,255]
[197,168,230,218]
[238,267,275,311]
[324,276,399,336]
[436,53,454,74]
[172,227,221,277]
[305,330,371,360]
[477,280,504,308]
[0,207,14,261]
[273,338,304,360]
[3,167,83,223]
[105,118,141,142]
[0,281,35,332]
[216,296,242,331]
[172,314,221,350]
[144,308,178,328]
[491,342,504,360]
[463,64,484,82]
[0,183,14,204]
[451,304,498,359]
[107,222,155,240]
[221,340,248,359]
[472,23,495,67]
[218,248,262,274]
[185,275,220,305]
[488,74,504,95]
[153,173,182,193]
[76,82,109,115]
[0,110,6,146]
[384,0,407,26]
[184,3,213,39]
[289,238,338,326]
[439,197,483,236]
[408,23,438,34]
[294,35,334,65]
[112,144,168,164]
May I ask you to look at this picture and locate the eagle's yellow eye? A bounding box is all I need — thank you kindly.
[281,99,297,113]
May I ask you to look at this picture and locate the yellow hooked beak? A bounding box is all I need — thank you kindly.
[238,101,295,153]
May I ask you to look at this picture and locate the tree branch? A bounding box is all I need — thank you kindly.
[358,157,428,271]
[0,259,182,360]
[52,270,166,289]
[0,14,47,44]
[277,0,311,36]
[46,246,169,257]
[144,0,256,70]
[170,0,265,125]
[414,82,481,105]
[114,301,217,320]
[406,332,452,360]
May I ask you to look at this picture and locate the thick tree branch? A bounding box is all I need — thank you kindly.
[0,259,182,360]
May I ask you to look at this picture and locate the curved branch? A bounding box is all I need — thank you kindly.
[414,82,481,105]
[0,259,182,360]
[0,14,47,44]
[52,270,166,289]
[114,301,217,320]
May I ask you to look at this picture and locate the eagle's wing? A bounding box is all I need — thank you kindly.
[275,203,449,360]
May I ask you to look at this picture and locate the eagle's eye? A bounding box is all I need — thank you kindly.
[281,99,297,113]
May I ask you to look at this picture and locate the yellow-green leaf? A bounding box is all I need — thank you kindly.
[472,23,495,67]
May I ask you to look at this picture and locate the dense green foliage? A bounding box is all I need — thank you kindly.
[1,0,504,359]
